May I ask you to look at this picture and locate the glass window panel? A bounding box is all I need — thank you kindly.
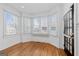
[70,45,72,54]
[41,16,48,33]
[48,16,57,36]
[70,10,72,19]
[70,19,72,27]
[68,43,70,50]
[23,17,31,33]
[70,38,72,45]
[70,28,72,36]
[32,17,40,33]
[4,11,17,35]
[65,42,68,49]
[67,30,69,35]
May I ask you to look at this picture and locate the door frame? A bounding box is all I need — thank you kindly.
[64,3,77,56]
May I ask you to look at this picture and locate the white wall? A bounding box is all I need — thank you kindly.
[0,4,21,50]
[0,5,4,50]
[76,3,79,56]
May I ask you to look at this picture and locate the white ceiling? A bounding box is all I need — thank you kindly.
[4,3,64,16]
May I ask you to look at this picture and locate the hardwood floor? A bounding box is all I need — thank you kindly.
[2,41,66,56]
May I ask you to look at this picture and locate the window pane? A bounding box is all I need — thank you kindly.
[23,17,31,33]
[41,16,48,32]
[32,17,40,33]
[4,11,16,35]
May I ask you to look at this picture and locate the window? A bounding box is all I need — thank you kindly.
[32,16,48,35]
[41,16,48,33]
[32,17,40,33]
[4,11,17,35]
[48,16,57,36]
[22,15,58,36]
[23,17,31,33]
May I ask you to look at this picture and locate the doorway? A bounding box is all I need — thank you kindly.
[64,4,74,56]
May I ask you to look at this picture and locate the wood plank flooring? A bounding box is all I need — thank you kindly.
[2,41,66,56]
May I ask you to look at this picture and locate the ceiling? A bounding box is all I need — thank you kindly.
[4,3,64,16]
